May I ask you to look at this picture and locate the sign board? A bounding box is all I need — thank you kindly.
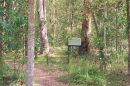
[68,38,81,46]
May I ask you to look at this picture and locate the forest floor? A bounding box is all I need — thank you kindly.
[3,47,70,86]
[33,47,70,86]
[4,59,129,86]
[5,60,69,86]
[3,47,129,86]
[33,64,68,86]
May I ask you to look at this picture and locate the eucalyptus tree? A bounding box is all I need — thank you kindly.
[39,0,49,54]
[81,0,92,54]
[126,0,130,76]
[126,0,130,85]
[26,0,35,86]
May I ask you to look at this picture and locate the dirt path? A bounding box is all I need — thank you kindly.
[5,60,68,86]
[34,67,68,86]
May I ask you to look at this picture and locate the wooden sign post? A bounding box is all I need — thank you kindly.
[67,38,82,63]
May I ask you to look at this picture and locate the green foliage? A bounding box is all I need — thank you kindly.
[61,58,106,86]
[46,0,83,46]
[35,56,47,64]
[1,0,27,51]
[0,62,18,85]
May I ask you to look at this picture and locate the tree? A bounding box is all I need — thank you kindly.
[81,0,92,54]
[39,0,49,54]
[0,0,6,57]
[126,0,130,79]
[126,0,130,85]
[26,0,35,86]
[0,32,2,57]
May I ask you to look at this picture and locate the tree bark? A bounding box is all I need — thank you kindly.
[70,0,74,33]
[126,0,130,74]
[39,0,49,54]
[81,0,92,54]
[0,31,2,57]
[26,0,35,86]
[126,0,130,85]
[0,0,6,57]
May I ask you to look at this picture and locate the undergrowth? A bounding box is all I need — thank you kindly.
[59,57,106,86]
[34,47,128,86]
[0,54,26,86]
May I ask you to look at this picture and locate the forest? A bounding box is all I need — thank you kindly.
[0,0,130,86]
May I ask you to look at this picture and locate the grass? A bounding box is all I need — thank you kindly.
[58,57,107,86]
[34,46,128,86]
[0,51,26,86]
[2,46,128,86]
[0,62,20,86]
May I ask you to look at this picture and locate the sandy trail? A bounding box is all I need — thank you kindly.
[34,67,68,86]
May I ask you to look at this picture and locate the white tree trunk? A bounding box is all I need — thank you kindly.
[26,0,35,86]
[39,0,49,54]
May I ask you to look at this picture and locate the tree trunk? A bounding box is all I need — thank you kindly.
[26,0,35,86]
[126,0,130,85]
[126,0,130,74]
[0,0,6,57]
[0,31,2,57]
[70,0,74,33]
[81,0,92,54]
[52,0,56,46]
[39,0,49,54]
[92,12,106,70]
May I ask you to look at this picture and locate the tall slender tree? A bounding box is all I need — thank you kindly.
[126,0,130,76]
[0,0,6,57]
[126,0,130,85]
[0,32,2,57]
[26,0,35,86]
[81,0,92,54]
[39,0,49,54]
